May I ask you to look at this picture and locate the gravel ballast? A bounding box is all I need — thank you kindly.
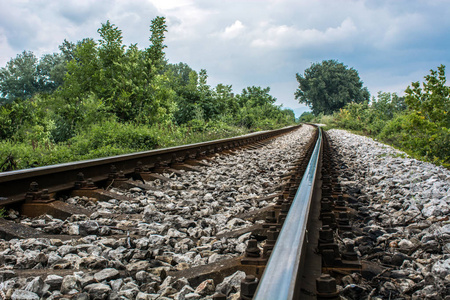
[328,129,450,299]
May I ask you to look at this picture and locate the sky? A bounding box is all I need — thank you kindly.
[1,0,449,116]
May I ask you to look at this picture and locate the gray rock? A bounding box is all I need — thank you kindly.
[110,279,123,291]
[216,270,246,296]
[126,261,151,274]
[47,252,62,265]
[79,221,100,236]
[94,268,120,282]
[0,270,15,281]
[11,290,39,300]
[73,292,90,300]
[136,291,151,300]
[118,288,138,299]
[195,279,215,296]
[184,292,202,300]
[58,245,76,257]
[175,285,195,300]
[432,258,450,278]
[84,283,111,300]
[159,286,178,298]
[79,275,96,288]
[60,275,80,294]
[172,277,190,290]
[67,225,80,235]
[24,276,44,295]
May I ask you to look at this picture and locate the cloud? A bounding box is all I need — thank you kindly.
[0,0,449,109]
[222,20,245,39]
[250,18,357,49]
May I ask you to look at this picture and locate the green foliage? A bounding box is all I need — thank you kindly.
[378,65,450,166]
[295,60,370,115]
[319,66,449,167]
[0,51,39,101]
[69,120,158,155]
[147,16,168,72]
[405,64,450,128]
[378,112,449,166]
[0,50,68,103]
[332,92,406,136]
[299,111,314,122]
[0,16,296,171]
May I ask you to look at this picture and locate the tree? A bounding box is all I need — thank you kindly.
[299,111,314,122]
[146,16,167,72]
[214,83,238,115]
[237,86,276,108]
[295,60,370,115]
[36,53,67,93]
[405,64,450,128]
[60,38,100,98]
[370,92,406,119]
[0,51,39,101]
[0,51,66,103]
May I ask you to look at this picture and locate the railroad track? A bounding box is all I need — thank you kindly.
[0,124,365,299]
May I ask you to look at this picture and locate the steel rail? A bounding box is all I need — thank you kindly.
[254,127,322,300]
[0,125,300,205]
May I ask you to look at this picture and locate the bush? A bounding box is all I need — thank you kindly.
[69,120,159,156]
[379,112,450,166]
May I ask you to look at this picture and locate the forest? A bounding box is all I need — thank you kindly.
[0,17,296,171]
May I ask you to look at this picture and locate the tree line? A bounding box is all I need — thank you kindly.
[296,60,449,167]
[0,17,295,171]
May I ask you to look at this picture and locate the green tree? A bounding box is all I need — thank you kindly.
[59,39,77,61]
[295,60,370,115]
[36,53,67,93]
[299,111,314,122]
[405,64,450,128]
[214,83,238,115]
[237,86,276,107]
[165,62,195,88]
[235,86,279,128]
[0,51,68,103]
[146,16,167,72]
[371,92,406,119]
[97,20,127,116]
[0,51,39,102]
[61,38,101,98]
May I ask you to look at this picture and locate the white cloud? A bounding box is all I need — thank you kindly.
[0,0,449,108]
[222,20,245,39]
[147,0,192,11]
[250,18,357,49]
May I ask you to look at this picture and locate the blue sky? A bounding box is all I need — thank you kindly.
[1,0,449,115]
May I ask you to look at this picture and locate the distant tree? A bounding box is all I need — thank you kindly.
[0,51,66,103]
[214,83,238,115]
[280,108,296,123]
[61,38,100,98]
[0,51,39,101]
[295,60,370,115]
[299,111,314,122]
[37,53,67,93]
[165,62,195,88]
[237,86,276,107]
[59,39,77,61]
[370,92,406,119]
